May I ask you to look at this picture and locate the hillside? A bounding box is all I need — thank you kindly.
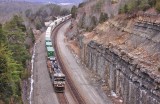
[72,0,160,33]
[75,0,122,32]
[67,0,160,103]
[0,1,43,23]
[0,0,71,31]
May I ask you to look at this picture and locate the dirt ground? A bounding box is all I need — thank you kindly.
[57,21,113,104]
[31,32,59,104]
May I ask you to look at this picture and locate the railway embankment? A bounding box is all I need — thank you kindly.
[76,16,160,103]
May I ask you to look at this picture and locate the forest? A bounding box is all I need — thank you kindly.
[0,15,30,103]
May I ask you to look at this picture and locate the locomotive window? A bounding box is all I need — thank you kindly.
[54,77,65,81]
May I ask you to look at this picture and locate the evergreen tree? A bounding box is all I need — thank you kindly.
[71,5,78,19]
[124,4,128,13]
[156,0,160,12]
[0,15,29,103]
[99,12,108,23]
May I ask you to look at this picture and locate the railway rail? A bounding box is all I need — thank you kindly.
[52,20,86,104]
[57,93,69,104]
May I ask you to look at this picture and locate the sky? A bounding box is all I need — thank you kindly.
[13,0,83,4]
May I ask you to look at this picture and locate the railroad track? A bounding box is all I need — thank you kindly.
[57,93,69,104]
[52,20,86,104]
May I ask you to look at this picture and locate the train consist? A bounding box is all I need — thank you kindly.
[45,14,71,92]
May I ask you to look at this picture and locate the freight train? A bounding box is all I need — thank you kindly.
[45,14,71,92]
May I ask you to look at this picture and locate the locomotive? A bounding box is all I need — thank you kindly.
[45,14,71,92]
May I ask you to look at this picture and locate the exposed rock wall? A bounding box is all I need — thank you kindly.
[78,20,160,104]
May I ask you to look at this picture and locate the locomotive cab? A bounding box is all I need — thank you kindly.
[53,73,65,92]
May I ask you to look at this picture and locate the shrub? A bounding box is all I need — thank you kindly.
[78,12,86,28]
[99,12,108,23]
[148,0,156,7]
[71,5,78,19]
[92,0,105,13]
[91,16,98,27]
[156,0,160,12]
[78,2,87,8]
[111,0,118,4]
[124,4,128,13]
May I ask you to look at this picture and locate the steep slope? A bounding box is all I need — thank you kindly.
[75,0,123,32]
[77,14,160,104]
[67,0,160,104]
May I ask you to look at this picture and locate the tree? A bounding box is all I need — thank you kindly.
[0,45,22,103]
[80,12,86,28]
[124,4,128,13]
[0,14,29,103]
[41,10,49,19]
[156,0,160,12]
[25,9,32,18]
[78,2,86,8]
[71,5,77,19]
[60,8,70,16]
[0,52,7,74]
[148,0,156,7]
[87,16,98,31]
[91,16,97,26]
[35,17,43,30]
[49,4,61,16]
[0,24,5,45]
[99,12,108,23]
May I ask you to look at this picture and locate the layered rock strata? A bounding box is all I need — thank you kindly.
[78,19,160,104]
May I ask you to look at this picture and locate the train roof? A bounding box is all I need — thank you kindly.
[46,31,51,33]
[46,35,50,38]
[54,73,65,77]
[50,22,55,26]
[46,31,51,34]
[47,27,51,30]
[50,56,56,61]
[47,47,54,52]
[46,42,52,45]
[46,31,50,34]
[45,37,51,40]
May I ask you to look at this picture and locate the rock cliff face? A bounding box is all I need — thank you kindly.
[77,16,160,103]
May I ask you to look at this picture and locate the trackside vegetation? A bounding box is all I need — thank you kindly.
[0,15,30,103]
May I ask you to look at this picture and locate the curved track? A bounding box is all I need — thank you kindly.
[51,20,86,104]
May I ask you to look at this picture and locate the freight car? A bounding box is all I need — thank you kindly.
[45,42,52,47]
[45,14,71,92]
[45,37,51,42]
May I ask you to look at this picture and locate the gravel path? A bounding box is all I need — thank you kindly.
[32,32,59,104]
